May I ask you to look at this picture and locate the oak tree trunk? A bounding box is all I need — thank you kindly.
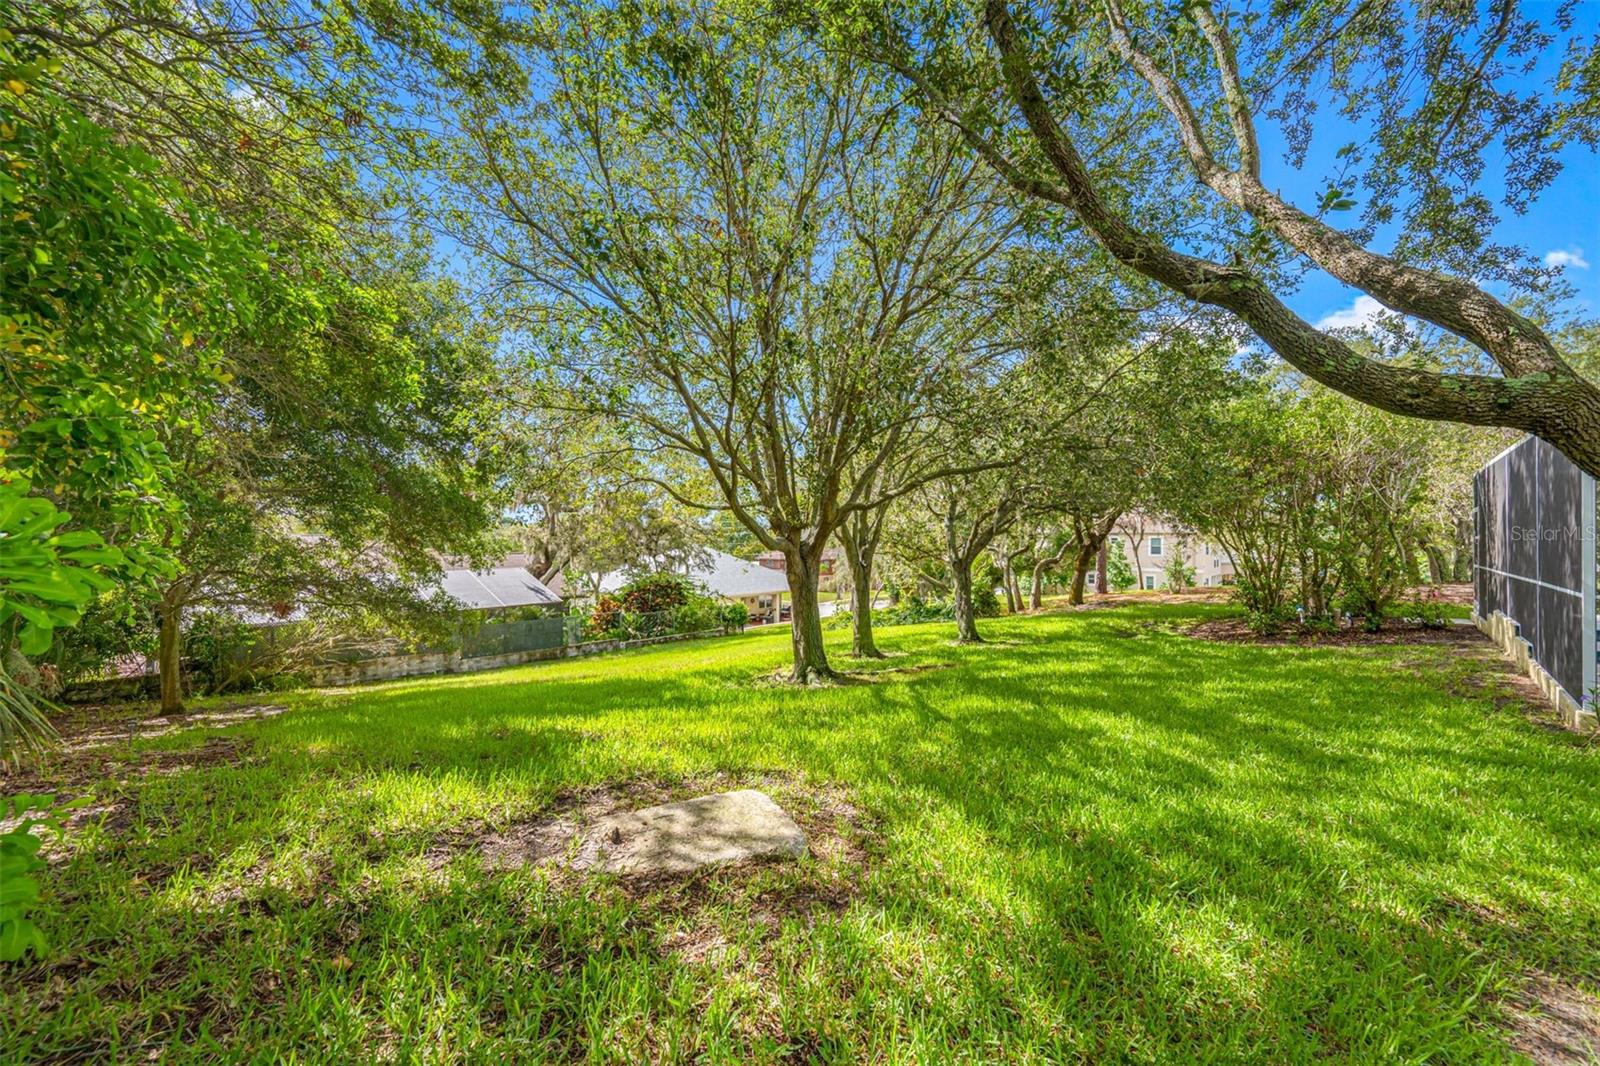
[1424,546,1446,584]
[1096,541,1109,597]
[846,547,884,659]
[1068,542,1096,605]
[785,550,837,682]
[157,591,184,714]
[951,557,982,643]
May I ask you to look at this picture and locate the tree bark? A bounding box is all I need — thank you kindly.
[1068,541,1097,605]
[1030,538,1075,609]
[1424,545,1446,584]
[157,588,184,714]
[950,556,982,643]
[1000,556,1019,613]
[784,549,838,682]
[1095,540,1109,597]
[844,543,884,659]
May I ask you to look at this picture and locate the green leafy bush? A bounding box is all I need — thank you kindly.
[1244,605,1299,635]
[1,792,89,962]
[184,612,261,693]
[619,572,695,614]
[0,479,124,755]
[1163,556,1197,592]
[1390,598,1450,629]
[670,593,722,635]
[1106,542,1136,591]
[719,602,750,630]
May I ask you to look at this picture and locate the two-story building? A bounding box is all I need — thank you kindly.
[1109,516,1236,590]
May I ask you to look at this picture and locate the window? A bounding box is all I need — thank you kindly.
[1148,536,1164,557]
[1143,575,1156,590]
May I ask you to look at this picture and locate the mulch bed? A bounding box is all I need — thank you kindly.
[1186,617,1485,647]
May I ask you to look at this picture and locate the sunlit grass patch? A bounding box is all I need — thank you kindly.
[3,605,1597,1062]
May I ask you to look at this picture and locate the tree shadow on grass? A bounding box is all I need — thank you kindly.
[7,606,1598,1061]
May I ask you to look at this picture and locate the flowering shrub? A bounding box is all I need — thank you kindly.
[588,595,625,636]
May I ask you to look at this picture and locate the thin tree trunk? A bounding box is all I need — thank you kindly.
[1068,541,1096,605]
[845,545,884,659]
[1424,545,1446,584]
[157,588,184,714]
[1030,538,1075,609]
[1095,540,1109,597]
[1009,570,1023,613]
[951,556,982,643]
[785,550,837,682]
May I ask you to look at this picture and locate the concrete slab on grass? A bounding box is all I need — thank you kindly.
[572,789,808,875]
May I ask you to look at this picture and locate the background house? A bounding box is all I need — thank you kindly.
[756,547,841,580]
[1111,517,1236,590]
[600,549,792,624]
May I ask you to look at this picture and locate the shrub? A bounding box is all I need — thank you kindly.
[1390,598,1449,629]
[1106,542,1136,591]
[1,793,90,962]
[719,602,750,631]
[671,594,722,634]
[619,572,696,614]
[1163,556,1196,592]
[1244,605,1298,635]
[184,612,262,693]
[588,595,625,637]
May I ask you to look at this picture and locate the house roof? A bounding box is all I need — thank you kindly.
[601,550,790,600]
[439,566,563,610]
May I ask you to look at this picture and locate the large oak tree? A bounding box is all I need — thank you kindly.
[823,1,1600,472]
[438,1,1018,680]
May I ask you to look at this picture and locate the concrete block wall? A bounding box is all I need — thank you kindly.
[305,626,733,688]
[1473,610,1599,732]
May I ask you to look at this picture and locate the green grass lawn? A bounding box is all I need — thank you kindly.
[5,604,1599,1063]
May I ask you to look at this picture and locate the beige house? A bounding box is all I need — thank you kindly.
[1110,516,1236,590]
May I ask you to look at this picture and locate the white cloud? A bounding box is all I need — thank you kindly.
[1544,247,1590,270]
[1314,294,1386,332]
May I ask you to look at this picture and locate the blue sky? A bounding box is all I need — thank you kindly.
[1268,131,1600,333]
[1241,6,1600,333]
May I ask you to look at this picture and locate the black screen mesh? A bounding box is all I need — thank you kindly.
[1473,437,1589,702]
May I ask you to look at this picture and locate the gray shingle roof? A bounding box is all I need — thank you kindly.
[439,567,563,610]
[601,550,789,599]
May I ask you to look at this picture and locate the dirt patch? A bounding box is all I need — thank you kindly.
[45,702,290,751]
[2,735,255,795]
[0,736,258,849]
[1185,617,1485,647]
[1507,972,1600,1064]
[462,771,874,879]
[436,771,879,965]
